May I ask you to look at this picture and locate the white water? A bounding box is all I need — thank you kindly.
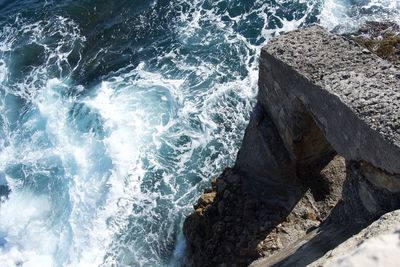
[0,1,398,267]
[320,0,400,31]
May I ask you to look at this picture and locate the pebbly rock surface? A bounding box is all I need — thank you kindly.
[184,25,400,267]
[184,156,347,267]
[261,25,400,175]
[345,21,400,65]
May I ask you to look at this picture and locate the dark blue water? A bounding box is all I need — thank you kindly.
[0,0,398,266]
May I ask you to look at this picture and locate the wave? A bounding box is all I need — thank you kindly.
[0,1,398,266]
[321,0,400,32]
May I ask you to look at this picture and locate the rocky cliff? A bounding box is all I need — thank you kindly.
[183,25,400,267]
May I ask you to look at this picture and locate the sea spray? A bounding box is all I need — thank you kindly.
[0,1,398,266]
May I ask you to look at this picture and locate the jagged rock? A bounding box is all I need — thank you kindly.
[258,25,400,175]
[194,192,216,210]
[183,159,349,266]
[345,21,400,65]
[184,25,400,267]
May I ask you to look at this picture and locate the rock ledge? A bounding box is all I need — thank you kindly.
[184,25,400,267]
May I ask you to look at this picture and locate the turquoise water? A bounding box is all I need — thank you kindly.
[0,0,398,266]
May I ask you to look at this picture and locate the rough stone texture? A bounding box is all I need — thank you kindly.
[346,21,400,65]
[184,157,347,267]
[250,161,400,267]
[184,25,400,267]
[260,25,400,175]
[360,162,400,193]
[310,210,400,267]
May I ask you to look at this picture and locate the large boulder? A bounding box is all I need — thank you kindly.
[184,25,400,267]
[238,25,400,179]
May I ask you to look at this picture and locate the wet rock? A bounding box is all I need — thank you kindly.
[345,21,400,65]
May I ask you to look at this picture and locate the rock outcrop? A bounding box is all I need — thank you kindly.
[184,25,400,267]
[310,210,400,267]
[344,21,400,65]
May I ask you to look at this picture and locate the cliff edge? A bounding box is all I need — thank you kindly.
[184,25,400,267]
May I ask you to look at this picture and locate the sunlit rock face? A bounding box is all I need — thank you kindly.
[311,210,400,267]
[184,25,400,267]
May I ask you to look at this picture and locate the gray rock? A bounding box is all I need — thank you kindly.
[184,25,400,267]
[260,25,400,175]
[309,210,400,267]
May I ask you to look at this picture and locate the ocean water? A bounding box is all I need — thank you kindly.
[0,0,398,266]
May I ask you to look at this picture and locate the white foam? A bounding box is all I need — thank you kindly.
[0,16,84,99]
[0,61,7,84]
[319,0,349,30]
[320,0,400,32]
[0,191,54,267]
[0,16,93,267]
[2,1,397,266]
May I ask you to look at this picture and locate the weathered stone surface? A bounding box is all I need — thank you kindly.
[360,162,400,193]
[250,161,400,267]
[261,25,400,175]
[346,21,400,65]
[183,157,348,267]
[310,210,400,267]
[184,25,400,267]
